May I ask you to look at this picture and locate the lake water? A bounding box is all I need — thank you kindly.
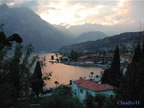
[41,53,103,88]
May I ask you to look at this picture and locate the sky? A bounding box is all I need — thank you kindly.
[0,0,144,35]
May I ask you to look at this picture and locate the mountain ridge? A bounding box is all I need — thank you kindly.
[76,31,107,43]
[0,4,74,52]
[58,31,144,53]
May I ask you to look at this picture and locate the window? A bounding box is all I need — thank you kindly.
[73,89,77,95]
[80,88,83,93]
[86,91,89,95]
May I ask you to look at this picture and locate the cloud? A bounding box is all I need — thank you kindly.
[1,0,143,29]
[34,0,133,27]
[129,0,144,22]
[0,0,39,10]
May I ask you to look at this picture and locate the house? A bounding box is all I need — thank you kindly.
[72,79,114,101]
[91,75,101,83]
[77,54,113,64]
[60,56,70,62]
[77,54,97,64]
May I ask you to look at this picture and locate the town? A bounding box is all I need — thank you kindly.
[1,1,144,108]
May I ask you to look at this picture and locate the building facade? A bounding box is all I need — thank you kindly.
[72,79,114,101]
[77,54,113,64]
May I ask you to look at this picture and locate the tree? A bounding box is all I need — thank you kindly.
[84,94,97,108]
[141,42,144,57]
[110,45,121,87]
[103,97,117,108]
[101,68,111,84]
[69,49,80,61]
[0,32,22,50]
[116,43,144,107]
[19,44,39,96]
[54,81,59,87]
[95,94,106,108]
[101,46,122,87]
[0,30,23,107]
[90,72,94,79]
[41,85,83,108]
[132,43,141,62]
[53,85,72,96]
[31,61,44,97]
[0,40,38,107]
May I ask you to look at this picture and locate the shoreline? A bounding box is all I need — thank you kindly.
[60,61,110,69]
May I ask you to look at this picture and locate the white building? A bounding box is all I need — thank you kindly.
[72,79,114,101]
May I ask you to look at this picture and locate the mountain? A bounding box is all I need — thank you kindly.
[58,32,144,53]
[0,4,74,52]
[76,31,107,43]
[54,25,77,38]
[68,23,139,36]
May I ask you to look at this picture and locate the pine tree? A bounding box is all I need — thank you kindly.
[31,61,44,97]
[110,46,121,87]
[116,43,144,107]
[101,68,111,84]
[101,46,121,87]
[132,43,141,62]
[69,49,79,61]
[142,42,144,57]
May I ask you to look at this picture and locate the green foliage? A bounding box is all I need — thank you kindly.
[69,49,81,61]
[115,42,144,107]
[0,32,38,107]
[103,97,117,108]
[54,81,59,87]
[0,32,22,50]
[84,94,98,108]
[84,94,107,108]
[101,46,122,87]
[95,94,106,108]
[41,85,83,108]
[90,72,94,79]
[53,85,72,96]
[132,43,141,62]
[31,61,44,97]
[101,68,111,84]
[142,42,144,56]
[0,44,38,106]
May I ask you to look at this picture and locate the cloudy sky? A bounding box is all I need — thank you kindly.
[1,0,144,35]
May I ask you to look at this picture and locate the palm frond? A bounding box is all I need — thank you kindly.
[7,33,23,43]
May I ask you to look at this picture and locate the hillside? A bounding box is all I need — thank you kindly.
[76,31,107,43]
[0,4,74,52]
[58,32,144,53]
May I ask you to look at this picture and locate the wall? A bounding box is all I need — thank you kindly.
[72,82,115,102]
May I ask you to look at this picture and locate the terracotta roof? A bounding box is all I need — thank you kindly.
[74,80,85,84]
[73,80,113,92]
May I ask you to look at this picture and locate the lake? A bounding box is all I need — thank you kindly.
[41,53,103,88]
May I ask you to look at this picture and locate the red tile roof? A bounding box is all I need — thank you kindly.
[74,80,85,84]
[73,80,113,92]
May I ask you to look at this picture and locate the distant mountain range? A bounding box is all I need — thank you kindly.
[0,4,74,52]
[76,31,107,43]
[54,25,108,43]
[2,4,141,53]
[58,32,144,53]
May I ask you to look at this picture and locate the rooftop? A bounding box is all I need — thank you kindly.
[73,80,113,92]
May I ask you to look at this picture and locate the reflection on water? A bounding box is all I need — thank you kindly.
[41,53,103,88]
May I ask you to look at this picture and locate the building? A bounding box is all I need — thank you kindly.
[72,79,114,101]
[77,54,113,64]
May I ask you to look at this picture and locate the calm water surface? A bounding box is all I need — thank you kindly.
[41,53,103,88]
